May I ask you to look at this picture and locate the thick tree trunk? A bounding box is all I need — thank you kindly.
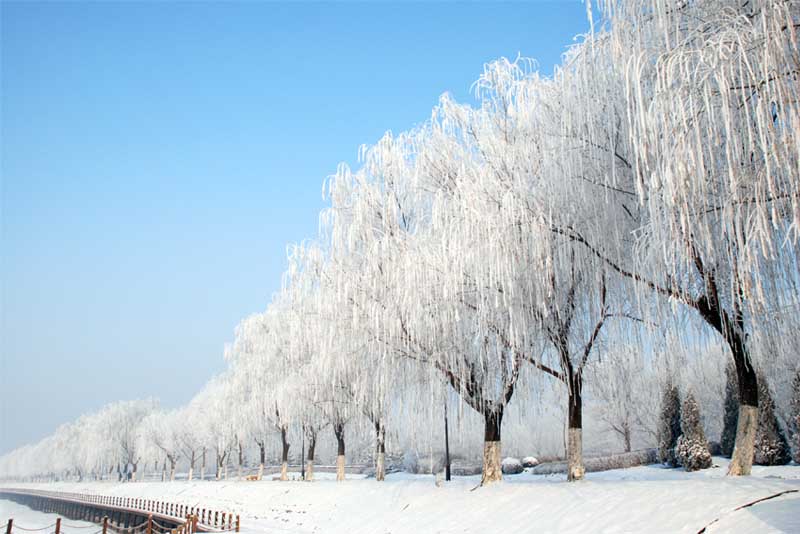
[169,457,176,482]
[727,335,759,476]
[375,421,386,482]
[729,404,758,476]
[280,427,290,481]
[304,436,316,481]
[334,423,346,481]
[567,378,585,482]
[481,410,503,485]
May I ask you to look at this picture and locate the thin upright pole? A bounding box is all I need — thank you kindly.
[102,517,108,534]
[444,400,451,482]
[55,518,61,534]
[6,518,13,534]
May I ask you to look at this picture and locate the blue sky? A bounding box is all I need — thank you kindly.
[1,1,589,454]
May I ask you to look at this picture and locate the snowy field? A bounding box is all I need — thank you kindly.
[3,458,799,534]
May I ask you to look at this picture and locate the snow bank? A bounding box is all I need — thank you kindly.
[2,458,798,534]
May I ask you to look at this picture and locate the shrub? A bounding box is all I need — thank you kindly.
[675,391,712,472]
[501,457,524,475]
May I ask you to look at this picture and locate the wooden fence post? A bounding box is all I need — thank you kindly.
[6,518,13,534]
[103,517,108,534]
[55,518,61,534]
[147,515,153,534]
[235,515,240,533]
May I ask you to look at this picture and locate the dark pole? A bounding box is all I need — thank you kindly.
[444,400,451,481]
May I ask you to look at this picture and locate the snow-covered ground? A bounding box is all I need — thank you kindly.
[3,458,799,534]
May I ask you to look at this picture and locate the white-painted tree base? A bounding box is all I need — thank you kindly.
[728,405,758,477]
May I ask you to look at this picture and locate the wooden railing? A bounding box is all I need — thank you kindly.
[0,489,239,533]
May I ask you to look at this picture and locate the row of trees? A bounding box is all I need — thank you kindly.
[1,0,799,485]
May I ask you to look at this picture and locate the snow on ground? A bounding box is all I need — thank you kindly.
[3,458,799,534]
[0,499,96,533]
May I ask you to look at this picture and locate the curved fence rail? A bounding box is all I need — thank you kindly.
[0,489,239,533]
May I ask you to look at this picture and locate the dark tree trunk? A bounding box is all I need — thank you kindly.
[567,373,585,481]
[481,408,503,485]
[334,422,346,481]
[280,426,290,481]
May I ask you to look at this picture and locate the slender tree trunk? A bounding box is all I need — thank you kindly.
[305,434,316,481]
[280,427,290,481]
[258,441,266,480]
[623,422,632,454]
[567,376,585,482]
[238,440,244,480]
[169,457,176,482]
[188,450,196,481]
[131,462,138,482]
[201,447,206,481]
[334,423,346,481]
[481,410,503,485]
[375,420,386,481]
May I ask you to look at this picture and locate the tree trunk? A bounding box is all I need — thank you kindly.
[334,423,346,481]
[374,421,387,481]
[131,463,138,482]
[567,377,585,482]
[695,273,758,476]
[188,450,196,481]
[623,422,632,453]
[481,410,503,485]
[238,440,244,480]
[258,441,266,480]
[280,427,290,481]
[169,457,176,482]
[727,333,759,476]
[304,435,316,481]
[201,448,206,480]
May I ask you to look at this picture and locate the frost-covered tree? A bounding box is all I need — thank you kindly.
[657,381,681,467]
[675,392,712,472]
[141,410,183,481]
[588,346,659,452]
[754,373,791,466]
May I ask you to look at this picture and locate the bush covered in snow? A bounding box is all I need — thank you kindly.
[501,457,523,475]
[657,381,682,467]
[754,373,791,466]
[791,370,800,464]
[674,392,712,472]
[522,456,539,468]
[720,362,739,458]
[531,449,657,475]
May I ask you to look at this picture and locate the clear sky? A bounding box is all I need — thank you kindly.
[0,1,590,455]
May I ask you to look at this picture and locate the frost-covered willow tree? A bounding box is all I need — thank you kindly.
[582,0,799,476]
[141,410,183,481]
[587,345,660,452]
[226,301,302,481]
